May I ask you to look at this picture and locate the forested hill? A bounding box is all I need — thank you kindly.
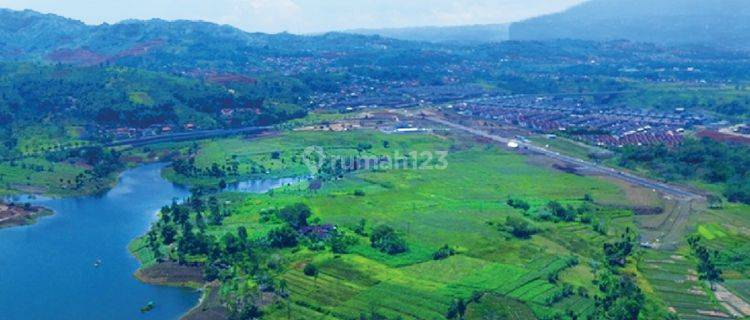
[0,63,309,158]
[0,8,426,73]
[509,0,750,48]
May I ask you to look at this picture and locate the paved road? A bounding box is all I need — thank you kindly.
[0,126,272,162]
[106,126,272,147]
[426,116,701,200]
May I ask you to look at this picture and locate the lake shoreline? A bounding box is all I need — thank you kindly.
[0,163,201,320]
[0,203,54,229]
[132,262,228,320]
[2,161,293,319]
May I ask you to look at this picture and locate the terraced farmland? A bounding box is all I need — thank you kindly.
[639,251,730,320]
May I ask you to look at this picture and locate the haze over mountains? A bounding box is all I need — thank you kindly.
[509,0,750,48]
[346,24,509,44]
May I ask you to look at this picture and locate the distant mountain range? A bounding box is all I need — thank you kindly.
[346,24,509,44]
[509,0,750,48]
[0,8,421,72]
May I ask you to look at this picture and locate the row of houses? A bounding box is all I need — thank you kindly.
[454,95,702,147]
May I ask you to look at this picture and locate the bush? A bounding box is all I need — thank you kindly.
[353,189,366,197]
[505,216,538,239]
[433,245,456,260]
[303,263,319,277]
[330,233,359,254]
[507,198,530,211]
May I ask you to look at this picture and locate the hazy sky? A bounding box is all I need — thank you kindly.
[0,0,585,33]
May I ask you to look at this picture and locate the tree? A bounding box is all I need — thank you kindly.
[222,233,241,255]
[267,226,299,248]
[161,224,177,245]
[446,298,467,319]
[228,293,263,320]
[238,226,248,245]
[147,229,163,262]
[353,218,367,236]
[688,236,724,290]
[195,211,206,231]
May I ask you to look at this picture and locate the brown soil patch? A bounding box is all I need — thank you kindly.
[183,284,229,320]
[134,262,204,286]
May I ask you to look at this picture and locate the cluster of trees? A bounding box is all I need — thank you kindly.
[507,195,597,224]
[619,138,750,204]
[369,225,408,255]
[593,270,645,320]
[543,200,594,222]
[20,146,125,190]
[603,229,636,267]
[144,200,329,317]
[593,228,645,320]
[502,196,605,239]
[172,158,241,179]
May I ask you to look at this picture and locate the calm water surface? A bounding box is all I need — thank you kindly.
[0,164,297,320]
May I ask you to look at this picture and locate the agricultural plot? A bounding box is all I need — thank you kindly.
[465,294,537,320]
[724,280,750,305]
[164,130,454,187]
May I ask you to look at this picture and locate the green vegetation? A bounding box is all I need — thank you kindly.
[0,62,306,159]
[162,130,453,188]
[130,129,664,319]
[619,138,750,204]
[0,146,123,196]
[687,235,724,288]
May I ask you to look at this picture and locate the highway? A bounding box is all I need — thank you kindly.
[426,116,701,200]
[106,126,272,147]
[0,126,272,162]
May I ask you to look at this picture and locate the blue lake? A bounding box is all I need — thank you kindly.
[0,164,299,320]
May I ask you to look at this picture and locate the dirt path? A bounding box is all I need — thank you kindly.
[714,284,750,318]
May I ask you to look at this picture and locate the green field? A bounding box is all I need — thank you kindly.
[0,157,100,196]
